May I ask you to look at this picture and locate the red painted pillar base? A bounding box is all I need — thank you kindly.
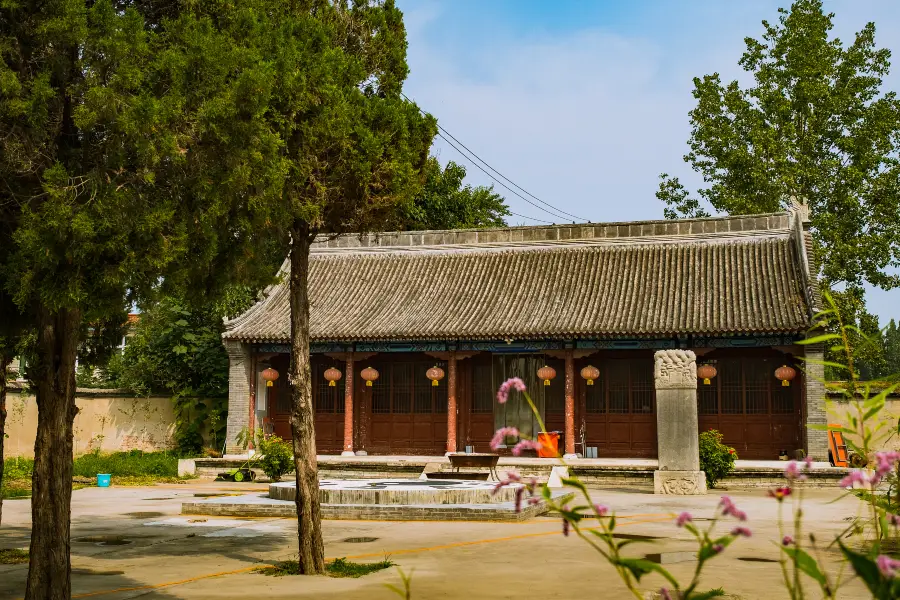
[564,349,576,458]
[342,355,355,456]
[447,353,458,455]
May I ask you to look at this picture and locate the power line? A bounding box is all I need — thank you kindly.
[435,131,563,225]
[402,92,588,223]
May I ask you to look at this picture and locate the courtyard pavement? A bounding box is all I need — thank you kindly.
[0,479,876,599]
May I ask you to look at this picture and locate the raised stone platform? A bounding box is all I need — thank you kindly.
[182,478,573,521]
[269,479,519,504]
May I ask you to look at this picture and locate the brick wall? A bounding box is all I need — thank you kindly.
[804,343,829,460]
[224,341,252,454]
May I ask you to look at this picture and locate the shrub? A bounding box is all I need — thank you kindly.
[72,451,179,478]
[257,436,293,482]
[698,429,737,488]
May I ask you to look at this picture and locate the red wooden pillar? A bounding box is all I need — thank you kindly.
[447,352,458,454]
[564,349,576,457]
[342,354,355,456]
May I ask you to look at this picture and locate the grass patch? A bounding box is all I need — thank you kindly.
[0,549,29,565]
[256,557,395,578]
[73,451,180,478]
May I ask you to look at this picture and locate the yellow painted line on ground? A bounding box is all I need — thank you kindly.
[69,514,674,598]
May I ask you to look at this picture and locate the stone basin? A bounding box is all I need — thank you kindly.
[269,478,519,505]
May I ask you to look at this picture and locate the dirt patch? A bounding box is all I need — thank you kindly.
[342,537,379,543]
[125,512,166,519]
[144,497,175,501]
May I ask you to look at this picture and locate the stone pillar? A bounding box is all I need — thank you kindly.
[803,343,828,460]
[653,349,707,494]
[342,354,355,456]
[563,350,577,459]
[224,341,253,455]
[446,353,458,455]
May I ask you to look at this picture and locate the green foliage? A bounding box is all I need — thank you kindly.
[839,542,900,599]
[0,549,29,565]
[397,159,509,230]
[698,429,737,488]
[658,0,900,291]
[257,557,395,578]
[71,451,179,478]
[257,435,293,482]
[2,457,34,480]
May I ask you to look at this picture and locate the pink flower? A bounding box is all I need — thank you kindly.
[490,427,519,450]
[515,487,524,513]
[528,496,541,506]
[594,504,610,517]
[804,455,814,469]
[660,588,673,600]
[505,470,521,483]
[877,555,900,578]
[782,535,794,546]
[784,461,806,481]
[731,527,752,537]
[512,439,543,457]
[839,470,872,490]
[875,451,900,481]
[675,512,692,527]
[890,514,900,526]
[496,378,527,404]
[712,544,724,554]
[768,486,792,501]
[719,496,747,521]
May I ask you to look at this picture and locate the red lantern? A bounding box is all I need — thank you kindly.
[426,366,445,387]
[580,365,600,386]
[361,366,379,387]
[775,365,797,387]
[261,367,279,388]
[324,367,342,387]
[697,364,717,385]
[537,365,556,386]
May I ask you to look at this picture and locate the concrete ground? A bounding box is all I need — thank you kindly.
[0,480,874,600]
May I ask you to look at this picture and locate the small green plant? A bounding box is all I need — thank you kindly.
[699,429,737,488]
[386,567,414,599]
[257,435,293,482]
[0,549,29,564]
[256,557,394,578]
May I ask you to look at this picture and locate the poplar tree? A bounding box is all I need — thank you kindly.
[658,0,900,292]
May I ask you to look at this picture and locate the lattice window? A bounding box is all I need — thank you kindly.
[631,360,655,414]
[372,364,391,414]
[585,379,605,413]
[772,380,796,414]
[391,363,413,414]
[720,359,744,415]
[744,359,770,415]
[698,361,718,415]
[413,362,433,414]
[607,363,630,414]
[472,362,494,413]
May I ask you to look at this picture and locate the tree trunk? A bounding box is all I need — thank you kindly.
[288,223,326,575]
[25,307,81,600]
[0,352,9,527]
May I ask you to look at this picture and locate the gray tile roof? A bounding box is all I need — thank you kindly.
[223,211,814,342]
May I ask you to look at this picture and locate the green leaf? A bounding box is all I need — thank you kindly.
[780,547,827,587]
[614,558,679,588]
[838,541,882,596]
[175,319,189,327]
[797,334,843,345]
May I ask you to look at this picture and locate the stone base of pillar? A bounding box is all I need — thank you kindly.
[340,450,355,457]
[354,450,368,456]
[654,470,707,495]
[562,453,578,460]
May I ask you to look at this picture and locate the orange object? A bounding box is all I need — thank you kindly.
[537,432,560,458]
[828,424,849,467]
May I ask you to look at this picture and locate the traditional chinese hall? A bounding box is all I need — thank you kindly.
[222,208,826,461]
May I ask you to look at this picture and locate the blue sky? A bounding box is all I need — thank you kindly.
[397,0,900,324]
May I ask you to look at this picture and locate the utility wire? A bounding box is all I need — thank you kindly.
[402,92,588,223]
[435,131,560,225]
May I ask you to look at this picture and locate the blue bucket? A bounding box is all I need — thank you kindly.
[97,474,111,488]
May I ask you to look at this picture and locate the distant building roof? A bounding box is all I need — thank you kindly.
[223,210,819,343]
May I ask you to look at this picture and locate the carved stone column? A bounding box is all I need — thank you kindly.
[653,349,707,495]
[446,352,458,455]
[563,350,576,459]
[342,354,355,456]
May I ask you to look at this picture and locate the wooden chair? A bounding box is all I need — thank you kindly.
[828,425,849,467]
